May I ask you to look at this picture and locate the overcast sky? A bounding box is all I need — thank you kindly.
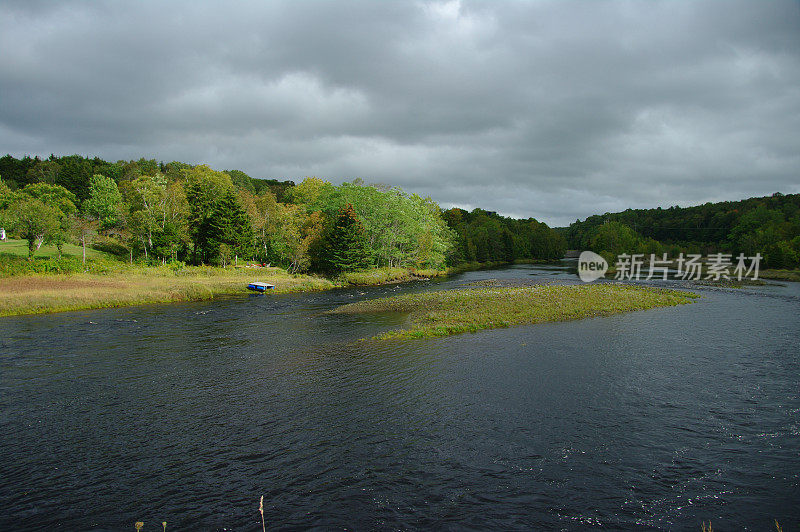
[1,1,798,226]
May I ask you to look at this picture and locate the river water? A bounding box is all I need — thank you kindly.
[1,263,798,530]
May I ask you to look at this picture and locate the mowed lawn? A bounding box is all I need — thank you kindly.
[0,239,114,260]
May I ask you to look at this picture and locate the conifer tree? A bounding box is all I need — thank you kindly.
[316,203,371,273]
[197,189,254,264]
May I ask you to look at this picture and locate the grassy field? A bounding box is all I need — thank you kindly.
[331,283,699,340]
[0,265,335,317]
[0,238,113,260]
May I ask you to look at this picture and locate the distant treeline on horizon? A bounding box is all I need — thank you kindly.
[566,191,800,269]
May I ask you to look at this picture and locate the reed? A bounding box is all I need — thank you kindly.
[259,495,266,532]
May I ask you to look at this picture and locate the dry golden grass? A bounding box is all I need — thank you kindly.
[0,267,335,316]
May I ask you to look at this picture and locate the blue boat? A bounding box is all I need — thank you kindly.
[247,282,275,292]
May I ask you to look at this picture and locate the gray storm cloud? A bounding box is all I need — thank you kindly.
[1,0,798,226]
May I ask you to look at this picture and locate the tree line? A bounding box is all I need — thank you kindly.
[0,154,566,273]
[566,192,800,269]
[443,208,566,263]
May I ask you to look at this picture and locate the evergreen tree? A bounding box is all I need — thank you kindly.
[315,204,371,273]
[197,189,254,264]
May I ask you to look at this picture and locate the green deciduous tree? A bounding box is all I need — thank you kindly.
[286,176,333,207]
[72,214,99,264]
[589,221,641,257]
[306,181,455,269]
[13,183,78,258]
[123,173,189,262]
[84,174,123,229]
[6,196,61,257]
[225,169,256,193]
[0,176,11,211]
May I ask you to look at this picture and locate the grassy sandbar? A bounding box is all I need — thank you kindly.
[331,283,698,339]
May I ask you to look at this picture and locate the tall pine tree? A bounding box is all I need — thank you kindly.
[197,189,253,264]
[315,204,371,273]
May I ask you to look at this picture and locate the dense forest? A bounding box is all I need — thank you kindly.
[0,154,565,273]
[566,193,800,268]
[443,208,565,263]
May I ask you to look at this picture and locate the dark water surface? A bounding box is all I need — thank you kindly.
[1,264,798,530]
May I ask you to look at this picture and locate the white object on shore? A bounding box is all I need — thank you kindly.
[247,282,275,292]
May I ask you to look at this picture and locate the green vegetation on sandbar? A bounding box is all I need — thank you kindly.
[331,284,699,340]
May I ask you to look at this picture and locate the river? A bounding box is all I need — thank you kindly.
[1,263,798,530]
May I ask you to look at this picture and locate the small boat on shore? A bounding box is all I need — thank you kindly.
[247,282,275,292]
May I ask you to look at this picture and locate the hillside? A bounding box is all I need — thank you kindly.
[566,193,800,268]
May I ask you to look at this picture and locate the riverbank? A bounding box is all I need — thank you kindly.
[0,266,340,317]
[331,283,698,339]
[0,261,473,317]
[0,251,533,317]
[759,269,800,282]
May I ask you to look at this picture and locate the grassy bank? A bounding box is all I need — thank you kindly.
[0,256,454,316]
[336,260,537,285]
[331,283,698,340]
[759,269,800,282]
[0,252,633,317]
[444,260,514,275]
[338,267,446,285]
[0,266,335,317]
[0,242,488,316]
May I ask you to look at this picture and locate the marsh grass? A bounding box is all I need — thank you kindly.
[338,267,445,285]
[0,266,335,316]
[331,283,698,340]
